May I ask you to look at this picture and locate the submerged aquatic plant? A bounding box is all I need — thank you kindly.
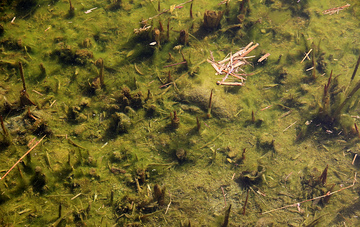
[308,54,360,134]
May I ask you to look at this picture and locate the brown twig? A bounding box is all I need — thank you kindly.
[0,135,46,180]
[262,172,357,215]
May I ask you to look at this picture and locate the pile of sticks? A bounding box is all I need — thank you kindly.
[207,42,262,86]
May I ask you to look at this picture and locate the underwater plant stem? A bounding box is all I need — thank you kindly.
[351,54,360,81]
[0,115,8,136]
[333,80,360,118]
[311,42,316,79]
[242,189,249,215]
[100,60,104,87]
[19,62,26,90]
[167,18,170,41]
[207,89,213,118]
[0,135,45,180]
[190,3,193,19]
[221,204,231,227]
[58,203,62,218]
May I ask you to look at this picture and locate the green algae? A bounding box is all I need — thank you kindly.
[1,0,360,226]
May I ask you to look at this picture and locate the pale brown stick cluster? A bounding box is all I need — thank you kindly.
[207,42,260,86]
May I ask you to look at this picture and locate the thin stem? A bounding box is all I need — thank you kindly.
[19,62,26,91]
[333,80,360,118]
[262,173,357,215]
[351,54,360,81]
[0,135,46,180]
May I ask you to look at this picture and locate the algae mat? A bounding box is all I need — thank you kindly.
[1,0,360,226]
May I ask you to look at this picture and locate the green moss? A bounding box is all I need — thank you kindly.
[0,0,360,226]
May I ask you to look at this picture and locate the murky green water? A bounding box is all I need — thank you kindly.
[1,0,360,226]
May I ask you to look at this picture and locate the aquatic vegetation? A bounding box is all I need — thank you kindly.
[0,0,360,226]
[303,54,360,137]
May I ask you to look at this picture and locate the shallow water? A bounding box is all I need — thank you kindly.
[1,0,360,226]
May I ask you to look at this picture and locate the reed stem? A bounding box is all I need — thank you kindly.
[19,62,26,91]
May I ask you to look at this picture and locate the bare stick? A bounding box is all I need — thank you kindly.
[283,121,297,132]
[217,81,244,86]
[165,192,172,214]
[0,135,46,180]
[239,43,259,58]
[258,53,270,62]
[300,49,312,63]
[352,154,357,165]
[262,172,357,215]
